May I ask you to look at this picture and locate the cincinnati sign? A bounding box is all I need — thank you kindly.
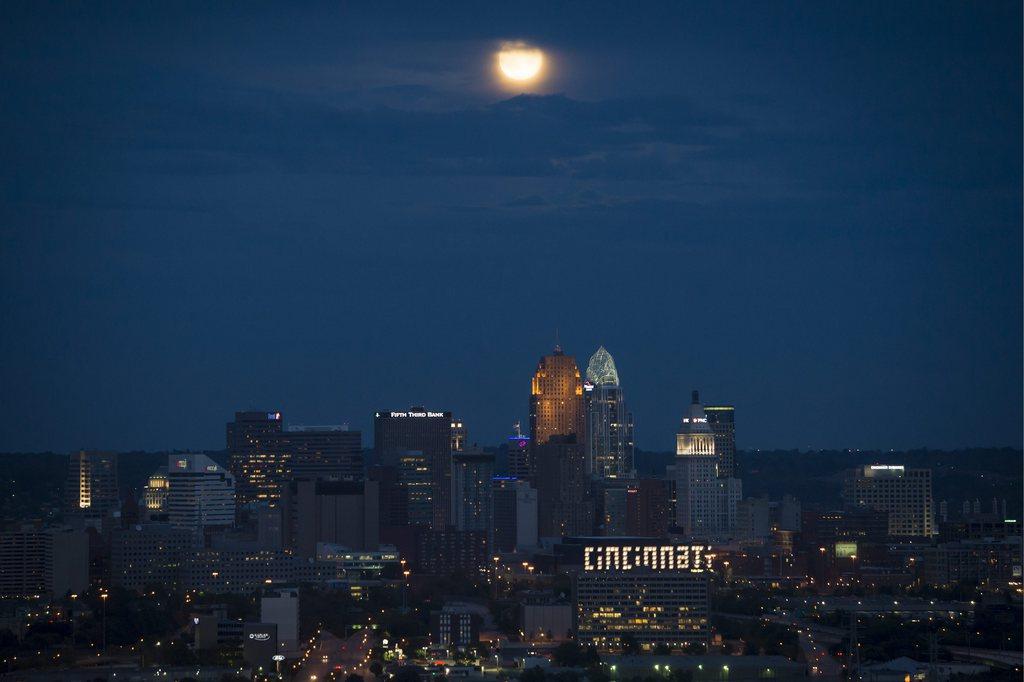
[583,544,714,572]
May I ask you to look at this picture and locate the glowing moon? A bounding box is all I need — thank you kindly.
[498,43,544,82]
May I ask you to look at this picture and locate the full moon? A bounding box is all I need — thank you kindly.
[497,43,544,82]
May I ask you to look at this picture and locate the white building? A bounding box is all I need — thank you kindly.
[674,392,740,539]
[167,454,235,533]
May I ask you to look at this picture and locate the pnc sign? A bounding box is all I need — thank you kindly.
[583,544,714,573]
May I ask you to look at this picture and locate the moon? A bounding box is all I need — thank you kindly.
[497,43,544,82]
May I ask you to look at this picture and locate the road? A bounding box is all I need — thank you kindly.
[295,629,377,682]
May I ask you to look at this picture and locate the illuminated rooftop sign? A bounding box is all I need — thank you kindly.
[382,411,446,418]
[583,544,714,573]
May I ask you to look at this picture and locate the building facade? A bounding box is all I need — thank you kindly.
[227,411,285,504]
[283,479,380,556]
[842,465,935,537]
[584,346,635,479]
[535,436,594,539]
[374,408,453,529]
[65,451,119,522]
[704,405,735,478]
[574,541,714,650]
[529,347,585,449]
[451,450,495,546]
[167,453,236,533]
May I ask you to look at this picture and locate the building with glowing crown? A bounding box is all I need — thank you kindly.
[529,346,585,450]
[584,346,635,479]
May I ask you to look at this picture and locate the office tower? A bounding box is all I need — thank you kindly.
[676,391,715,456]
[842,465,935,537]
[283,479,380,557]
[574,540,713,650]
[227,411,284,504]
[535,436,594,538]
[167,454,236,533]
[584,346,635,478]
[529,346,585,447]
[507,424,532,479]
[675,455,719,538]
[492,477,538,552]
[0,527,89,599]
[276,425,363,481]
[143,467,169,514]
[261,587,300,655]
[451,418,467,453]
[374,408,453,529]
[65,450,119,521]
[674,392,741,539]
[704,404,735,478]
[451,449,495,547]
[625,479,671,537]
[602,484,630,535]
[397,451,433,526]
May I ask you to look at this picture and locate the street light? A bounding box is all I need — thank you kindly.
[100,593,109,656]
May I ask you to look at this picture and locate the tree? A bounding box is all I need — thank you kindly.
[652,643,670,656]
[369,660,384,677]
[346,675,365,682]
[395,666,422,682]
[520,667,547,682]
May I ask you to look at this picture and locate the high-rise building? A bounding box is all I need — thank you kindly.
[226,411,284,504]
[676,391,715,456]
[529,346,585,448]
[675,454,719,538]
[535,436,594,539]
[110,523,193,590]
[374,408,452,529]
[276,425,363,481]
[507,424,532,479]
[166,454,236,533]
[584,346,635,479]
[398,451,433,527]
[625,479,671,537]
[282,479,380,557]
[842,465,935,537]
[493,477,538,552]
[143,467,169,514]
[0,527,89,599]
[674,392,740,539]
[451,449,494,546]
[704,405,735,478]
[65,451,119,521]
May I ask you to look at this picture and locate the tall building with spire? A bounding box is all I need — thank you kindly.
[584,346,635,479]
[529,346,585,448]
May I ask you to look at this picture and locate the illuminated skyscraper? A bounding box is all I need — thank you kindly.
[584,346,635,478]
[705,405,735,478]
[674,391,741,539]
[450,418,466,453]
[529,345,585,448]
[65,450,119,521]
[226,411,284,504]
[842,465,935,537]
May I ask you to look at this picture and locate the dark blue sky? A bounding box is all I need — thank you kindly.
[1,3,1020,453]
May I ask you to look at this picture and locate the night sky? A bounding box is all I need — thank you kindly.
[2,3,1020,453]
